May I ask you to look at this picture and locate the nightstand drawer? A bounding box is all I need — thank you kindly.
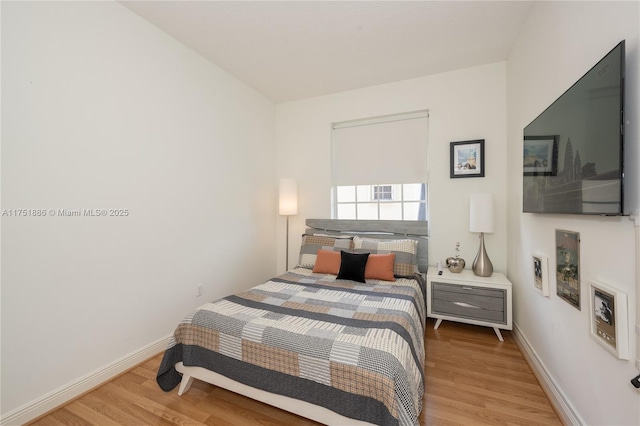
[433,282,504,298]
[431,282,506,324]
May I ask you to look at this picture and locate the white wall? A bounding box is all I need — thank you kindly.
[276,63,508,275]
[506,1,639,425]
[1,1,276,416]
[5,1,636,423]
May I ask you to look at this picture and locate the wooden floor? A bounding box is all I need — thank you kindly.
[422,321,562,425]
[29,319,563,426]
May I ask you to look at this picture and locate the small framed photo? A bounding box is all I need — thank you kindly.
[524,135,558,176]
[450,139,485,178]
[555,229,580,310]
[589,280,629,360]
[532,254,549,296]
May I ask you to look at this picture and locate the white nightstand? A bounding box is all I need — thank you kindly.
[426,267,513,341]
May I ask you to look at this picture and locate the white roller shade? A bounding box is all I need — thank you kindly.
[332,112,428,186]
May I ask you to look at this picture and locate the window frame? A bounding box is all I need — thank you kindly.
[333,183,427,221]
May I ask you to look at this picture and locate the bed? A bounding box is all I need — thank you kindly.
[156,219,428,425]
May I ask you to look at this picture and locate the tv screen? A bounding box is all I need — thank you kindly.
[523,41,625,215]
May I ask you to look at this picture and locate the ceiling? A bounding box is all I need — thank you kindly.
[120,1,534,103]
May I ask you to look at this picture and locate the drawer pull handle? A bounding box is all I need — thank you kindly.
[462,287,474,290]
[453,302,481,309]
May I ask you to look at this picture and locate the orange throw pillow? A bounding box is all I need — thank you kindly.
[312,250,341,275]
[365,253,396,282]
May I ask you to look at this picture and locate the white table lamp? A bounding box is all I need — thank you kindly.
[470,193,494,277]
[279,178,298,271]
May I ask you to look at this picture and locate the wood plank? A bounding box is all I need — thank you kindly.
[79,392,162,426]
[63,400,121,426]
[28,415,67,426]
[201,386,320,426]
[102,380,204,426]
[114,373,211,423]
[48,408,87,426]
[90,384,177,426]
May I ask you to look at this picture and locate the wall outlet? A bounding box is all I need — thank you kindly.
[196,284,202,297]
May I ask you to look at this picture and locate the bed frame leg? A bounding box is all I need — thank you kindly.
[177,375,194,396]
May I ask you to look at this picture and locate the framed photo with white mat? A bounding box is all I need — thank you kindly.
[532,254,549,296]
[589,280,629,360]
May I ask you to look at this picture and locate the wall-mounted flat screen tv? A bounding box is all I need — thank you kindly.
[523,40,625,215]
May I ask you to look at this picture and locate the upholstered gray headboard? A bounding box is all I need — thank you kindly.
[305,219,429,274]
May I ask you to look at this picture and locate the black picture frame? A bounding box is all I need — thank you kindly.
[524,135,558,176]
[450,139,485,178]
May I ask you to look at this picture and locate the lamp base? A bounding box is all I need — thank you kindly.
[473,233,493,277]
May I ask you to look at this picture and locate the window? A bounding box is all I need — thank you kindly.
[373,185,393,201]
[335,183,427,220]
[331,111,429,221]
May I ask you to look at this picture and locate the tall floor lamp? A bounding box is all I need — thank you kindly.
[279,178,298,271]
[470,193,494,277]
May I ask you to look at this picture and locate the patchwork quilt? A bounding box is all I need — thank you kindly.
[157,267,426,426]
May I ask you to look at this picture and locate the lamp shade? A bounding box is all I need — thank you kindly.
[470,193,494,233]
[279,178,298,216]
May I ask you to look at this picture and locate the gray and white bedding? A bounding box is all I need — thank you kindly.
[157,267,426,426]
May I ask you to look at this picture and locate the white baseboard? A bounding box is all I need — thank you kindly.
[512,323,584,426]
[0,334,172,426]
